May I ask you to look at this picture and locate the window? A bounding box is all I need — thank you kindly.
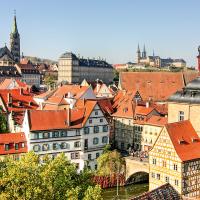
[88,154,92,160]
[103,125,108,132]
[84,127,90,134]
[33,133,39,139]
[102,136,108,144]
[94,126,99,133]
[151,172,155,178]
[52,131,59,138]
[53,143,60,150]
[5,144,9,151]
[60,131,67,137]
[162,161,166,167]
[33,145,40,152]
[61,142,69,149]
[95,111,98,115]
[76,130,80,136]
[93,137,99,145]
[165,176,169,183]
[175,179,179,186]
[156,173,160,180]
[21,143,25,148]
[100,118,103,123]
[152,158,156,165]
[15,143,19,150]
[74,141,81,148]
[71,152,80,159]
[43,132,49,139]
[89,119,92,124]
[173,164,178,171]
[42,144,49,151]
[96,152,100,158]
[178,111,184,121]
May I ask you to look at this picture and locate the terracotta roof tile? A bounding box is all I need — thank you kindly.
[0,89,38,112]
[135,106,155,116]
[0,132,27,155]
[29,100,97,131]
[120,72,199,101]
[165,120,200,162]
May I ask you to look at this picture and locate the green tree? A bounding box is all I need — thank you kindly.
[0,108,8,133]
[0,152,102,200]
[97,150,125,176]
[83,185,103,200]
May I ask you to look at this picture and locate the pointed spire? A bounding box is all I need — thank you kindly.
[12,10,18,34]
[143,44,146,53]
[137,44,140,53]
[153,49,155,57]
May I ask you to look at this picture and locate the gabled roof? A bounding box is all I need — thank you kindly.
[131,183,182,200]
[0,132,27,155]
[0,88,38,112]
[0,46,14,61]
[165,120,200,162]
[145,115,167,126]
[119,72,199,102]
[53,85,90,99]
[135,105,155,116]
[28,100,98,131]
[0,79,28,90]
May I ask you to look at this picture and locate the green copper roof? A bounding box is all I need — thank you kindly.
[12,15,18,34]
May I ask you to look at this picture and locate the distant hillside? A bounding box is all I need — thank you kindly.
[24,56,58,65]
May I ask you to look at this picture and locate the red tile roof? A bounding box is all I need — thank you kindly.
[0,79,28,90]
[53,85,90,99]
[0,132,27,155]
[0,89,38,112]
[145,115,167,126]
[119,71,199,101]
[165,120,200,162]
[135,105,155,116]
[28,100,97,131]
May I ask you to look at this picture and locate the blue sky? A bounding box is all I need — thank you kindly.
[0,0,199,66]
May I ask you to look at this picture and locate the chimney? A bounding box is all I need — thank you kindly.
[20,88,23,95]
[67,108,71,126]
[197,46,200,72]
[146,101,149,108]
[7,93,12,104]
[40,103,43,110]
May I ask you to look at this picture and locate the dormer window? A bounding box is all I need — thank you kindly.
[123,107,128,113]
[192,138,199,143]
[179,138,186,144]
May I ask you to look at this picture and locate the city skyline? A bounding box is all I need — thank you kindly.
[0,0,200,66]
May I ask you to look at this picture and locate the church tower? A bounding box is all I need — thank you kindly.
[136,44,141,63]
[10,11,20,63]
[142,44,147,59]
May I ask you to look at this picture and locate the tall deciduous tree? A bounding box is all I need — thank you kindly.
[97,150,125,176]
[0,152,102,200]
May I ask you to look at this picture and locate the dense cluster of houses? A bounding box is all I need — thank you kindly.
[1,71,200,198]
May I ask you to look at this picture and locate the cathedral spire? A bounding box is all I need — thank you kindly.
[142,44,147,59]
[12,10,18,34]
[10,10,20,62]
[137,44,140,53]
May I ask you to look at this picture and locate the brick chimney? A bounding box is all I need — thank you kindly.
[67,108,71,126]
[20,88,23,95]
[197,46,200,72]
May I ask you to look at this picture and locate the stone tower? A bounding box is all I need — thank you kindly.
[10,11,20,63]
[136,44,141,63]
[142,44,147,59]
